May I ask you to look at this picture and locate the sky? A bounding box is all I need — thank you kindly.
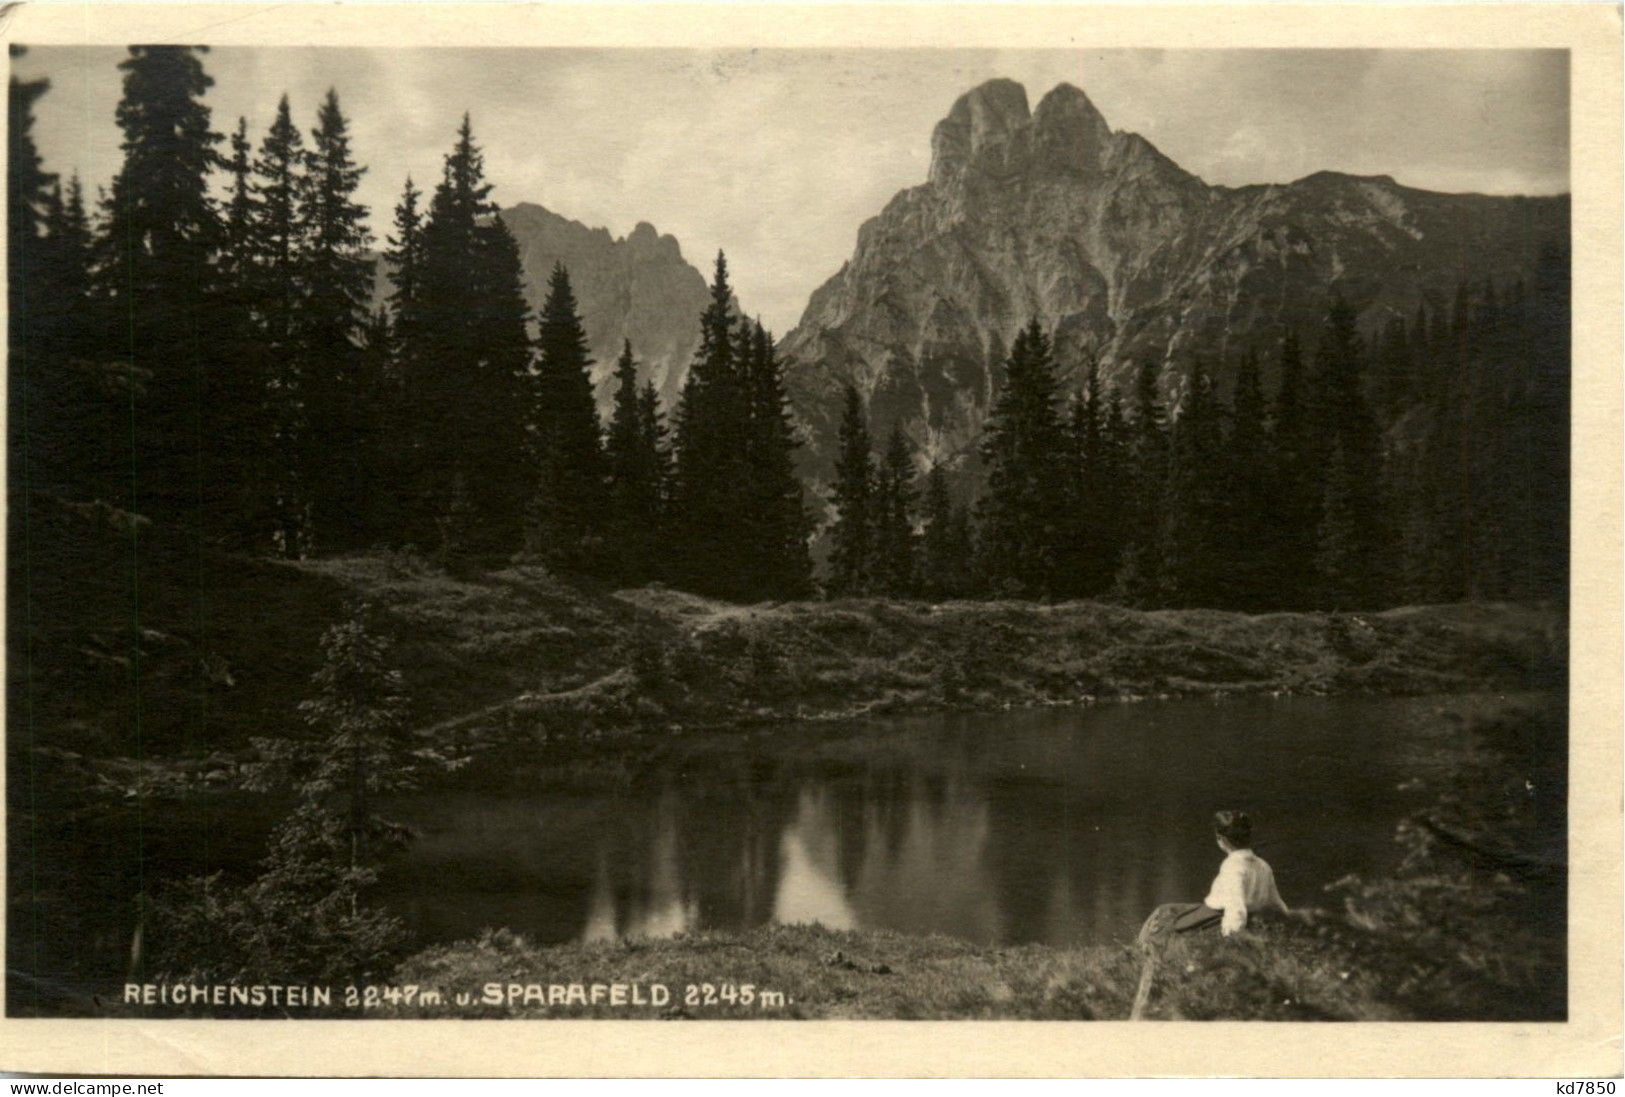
[16,47,1569,334]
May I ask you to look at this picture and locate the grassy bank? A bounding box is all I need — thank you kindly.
[386,915,1486,1021]
[11,494,1564,792]
[388,696,1565,1022]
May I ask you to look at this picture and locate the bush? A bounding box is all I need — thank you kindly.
[145,607,422,1001]
[147,803,408,993]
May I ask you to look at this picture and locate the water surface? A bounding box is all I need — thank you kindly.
[378,692,1489,950]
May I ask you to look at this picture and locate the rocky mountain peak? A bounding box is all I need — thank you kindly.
[626,219,684,263]
[1032,81,1113,168]
[930,79,1119,187]
[781,75,1569,488]
[929,78,1033,184]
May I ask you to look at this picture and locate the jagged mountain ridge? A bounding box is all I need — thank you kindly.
[778,78,1569,477]
[372,202,719,410]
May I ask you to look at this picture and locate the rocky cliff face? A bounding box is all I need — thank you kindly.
[499,204,715,410]
[778,78,1569,475]
[373,203,715,411]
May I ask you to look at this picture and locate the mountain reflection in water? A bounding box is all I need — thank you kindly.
[379,694,1485,951]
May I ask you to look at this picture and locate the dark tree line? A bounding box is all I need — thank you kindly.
[826,384,976,600]
[10,46,1568,613]
[8,45,811,599]
[827,277,1569,611]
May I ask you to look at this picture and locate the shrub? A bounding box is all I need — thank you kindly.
[147,803,409,992]
[147,607,421,999]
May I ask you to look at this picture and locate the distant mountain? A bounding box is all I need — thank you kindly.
[778,78,1569,476]
[373,202,716,410]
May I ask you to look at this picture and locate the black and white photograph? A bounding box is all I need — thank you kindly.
[2,2,1619,1077]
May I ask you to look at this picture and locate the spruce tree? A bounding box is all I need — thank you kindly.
[1422,287,1472,603]
[251,95,310,366]
[1112,359,1168,605]
[300,89,375,552]
[222,118,254,276]
[637,380,674,511]
[1390,262,1568,607]
[35,174,99,497]
[1157,356,1225,607]
[920,463,971,599]
[218,117,269,535]
[1268,332,1318,609]
[416,116,532,557]
[8,55,58,516]
[977,319,1066,597]
[1094,388,1131,596]
[1056,390,1094,599]
[382,176,428,544]
[1062,357,1124,599]
[671,252,754,599]
[42,176,94,349]
[872,424,919,597]
[1219,349,1273,610]
[827,383,875,596]
[738,320,811,599]
[8,58,52,328]
[1314,440,1365,609]
[1373,315,1414,418]
[530,263,607,571]
[97,46,223,529]
[250,94,311,554]
[385,178,425,318]
[605,340,666,583]
[203,116,273,549]
[416,115,494,558]
[467,208,535,554]
[1309,298,1384,607]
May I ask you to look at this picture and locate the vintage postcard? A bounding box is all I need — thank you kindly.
[1,1,1619,1079]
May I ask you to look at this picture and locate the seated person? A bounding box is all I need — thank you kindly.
[1137,809,1289,945]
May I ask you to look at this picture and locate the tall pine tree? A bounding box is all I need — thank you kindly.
[605,340,667,583]
[1219,348,1274,610]
[737,320,811,599]
[415,116,532,558]
[827,383,875,596]
[249,94,311,554]
[9,52,60,515]
[919,463,973,599]
[1157,355,1225,607]
[1309,298,1384,608]
[977,319,1067,598]
[382,176,428,544]
[529,263,607,572]
[638,380,674,512]
[1112,359,1168,604]
[872,424,918,597]
[468,208,535,554]
[97,46,223,530]
[1267,332,1318,609]
[299,89,375,552]
[671,252,754,599]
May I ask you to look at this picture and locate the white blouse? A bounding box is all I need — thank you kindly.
[1203,848,1290,935]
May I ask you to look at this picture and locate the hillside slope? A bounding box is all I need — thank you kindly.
[8,495,1564,777]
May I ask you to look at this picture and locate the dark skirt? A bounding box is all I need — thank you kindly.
[1136,902,1222,946]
